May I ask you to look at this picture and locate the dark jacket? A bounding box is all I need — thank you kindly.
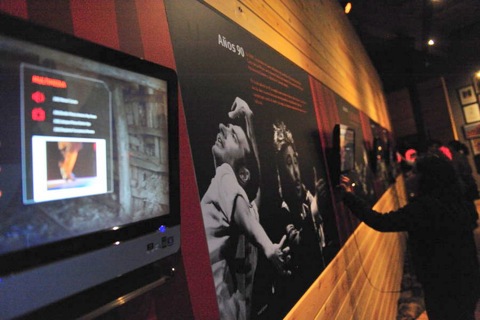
[342,192,479,293]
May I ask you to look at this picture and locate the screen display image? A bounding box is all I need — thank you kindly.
[0,34,171,255]
[22,63,113,204]
[44,139,100,190]
[339,124,355,173]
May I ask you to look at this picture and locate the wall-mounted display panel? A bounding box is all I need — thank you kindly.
[0,15,180,319]
[165,0,399,318]
[165,0,341,318]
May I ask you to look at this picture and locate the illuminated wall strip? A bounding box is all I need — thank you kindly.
[441,76,459,140]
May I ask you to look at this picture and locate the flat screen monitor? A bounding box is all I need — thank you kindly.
[0,14,180,319]
[339,125,355,173]
[331,124,355,186]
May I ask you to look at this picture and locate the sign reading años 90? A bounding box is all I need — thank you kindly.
[166,0,340,318]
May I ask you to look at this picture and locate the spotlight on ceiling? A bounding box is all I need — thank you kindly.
[345,2,352,14]
[427,39,435,46]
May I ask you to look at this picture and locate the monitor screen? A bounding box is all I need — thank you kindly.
[0,15,179,318]
[331,124,355,187]
[339,124,355,173]
[1,34,172,254]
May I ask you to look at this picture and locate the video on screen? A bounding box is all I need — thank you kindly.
[339,125,355,173]
[32,137,107,203]
[0,35,171,255]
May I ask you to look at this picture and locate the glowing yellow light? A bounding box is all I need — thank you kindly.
[475,71,480,78]
[345,2,352,14]
[427,39,435,46]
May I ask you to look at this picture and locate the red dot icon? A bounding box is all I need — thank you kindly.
[31,91,45,103]
[32,108,46,121]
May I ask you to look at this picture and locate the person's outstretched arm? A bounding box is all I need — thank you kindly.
[229,97,261,207]
[337,176,415,232]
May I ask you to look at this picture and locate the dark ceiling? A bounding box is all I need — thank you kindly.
[344,0,480,92]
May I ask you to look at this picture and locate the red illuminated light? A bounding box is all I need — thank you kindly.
[438,146,452,160]
[32,108,46,121]
[32,75,67,88]
[405,149,417,162]
[31,91,45,103]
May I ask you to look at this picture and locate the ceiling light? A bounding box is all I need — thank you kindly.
[345,2,352,14]
[427,39,435,46]
[475,71,480,78]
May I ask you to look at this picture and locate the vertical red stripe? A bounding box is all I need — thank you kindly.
[135,0,176,70]
[136,1,218,319]
[0,0,28,19]
[310,76,349,244]
[70,0,120,50]
[114,0,143,57]
[359,111,374,150]
[178,98,219,320]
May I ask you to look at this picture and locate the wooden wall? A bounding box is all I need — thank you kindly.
[202,1,408,318]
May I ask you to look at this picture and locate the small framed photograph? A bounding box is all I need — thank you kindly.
[463,122,480,139]
[462,103,480,123]
[471,138,480,155]
[458,85,477,105]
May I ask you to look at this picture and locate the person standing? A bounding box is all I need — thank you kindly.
[337,153,480,320]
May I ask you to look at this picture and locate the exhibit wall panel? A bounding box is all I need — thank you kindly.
[200,1,406,319]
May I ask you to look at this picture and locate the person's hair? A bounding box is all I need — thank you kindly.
[234,136,259,202]
[448,140,470,155]
[426,139,442,149]
[415,153,462,201]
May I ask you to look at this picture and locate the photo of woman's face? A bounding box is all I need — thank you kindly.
[280,144,302,199]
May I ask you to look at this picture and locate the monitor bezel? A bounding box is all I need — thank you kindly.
[0,13,180,276]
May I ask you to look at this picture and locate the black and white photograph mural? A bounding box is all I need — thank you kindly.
[166,0,340,318]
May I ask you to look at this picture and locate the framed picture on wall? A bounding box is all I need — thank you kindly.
[470,138,480,155]
[462,103,480,123]
[463,122,480,139]
[458,85,477,105]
